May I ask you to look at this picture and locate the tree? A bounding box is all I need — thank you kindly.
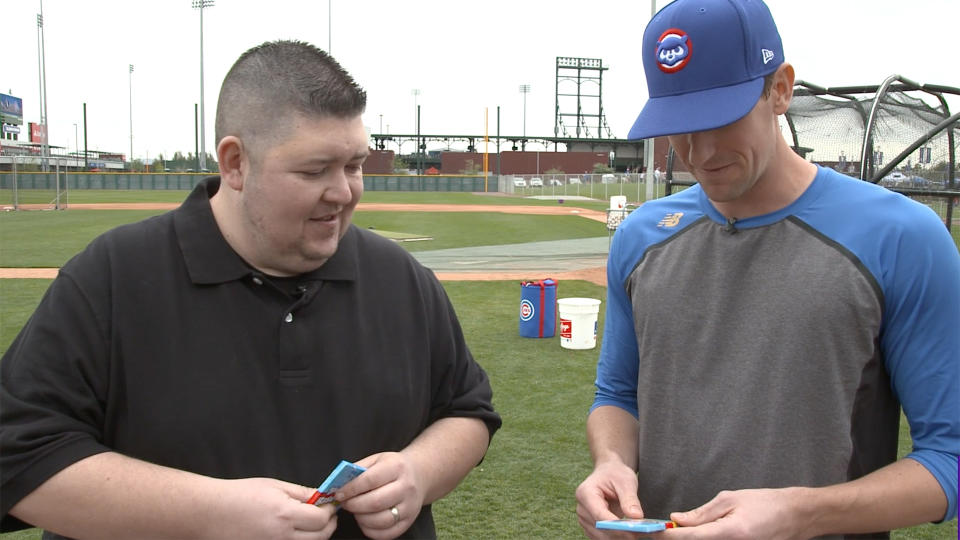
[592,162,614,174]
[171,154,187,171]
[460,159,482,174]
[155,151,216,172]
[393,156,410,174]
[545,166,564,178]
[201,152,219,173]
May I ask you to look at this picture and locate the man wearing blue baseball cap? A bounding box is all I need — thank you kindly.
[575,0,959,538]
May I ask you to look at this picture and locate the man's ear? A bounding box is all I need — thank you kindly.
[770,63,795,115]
[217,135,246,191]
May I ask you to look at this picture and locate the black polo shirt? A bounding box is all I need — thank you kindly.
[0,177,501,539]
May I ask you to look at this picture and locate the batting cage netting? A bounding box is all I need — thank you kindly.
[667,74,960,233]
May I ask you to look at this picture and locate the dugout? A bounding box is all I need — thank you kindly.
[664,74,960,232]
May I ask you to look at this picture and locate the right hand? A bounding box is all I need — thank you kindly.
[204,477,339,539]
[575,461,646,540]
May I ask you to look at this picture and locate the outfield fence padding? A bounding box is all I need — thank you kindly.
[0,173,499,193]
[0,172,207,191]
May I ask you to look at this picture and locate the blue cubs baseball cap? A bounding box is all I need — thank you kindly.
[627,0,784,140]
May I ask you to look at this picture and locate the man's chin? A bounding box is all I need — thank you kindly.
[303,240,341,263]
[296,223,351,268]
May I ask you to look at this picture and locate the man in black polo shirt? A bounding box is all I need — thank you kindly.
[1,40,501,540]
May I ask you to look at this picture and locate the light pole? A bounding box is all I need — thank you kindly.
[36,4,49,171]
[73,123,78,164]
[36,12,44,164]
[644,0,658,202]
[411,89,421,173]
[192,0,214,171]
[519,84,530,150]
[129,64,134,168]
[411,89,420,133]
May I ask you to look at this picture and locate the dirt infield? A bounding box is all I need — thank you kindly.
[0,268,59,279]
[0,202,609,286]
[356,203,609,223]
[18,202,608,223]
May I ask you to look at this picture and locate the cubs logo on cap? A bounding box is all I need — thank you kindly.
[656,29,692,73]
[628,0,785,140]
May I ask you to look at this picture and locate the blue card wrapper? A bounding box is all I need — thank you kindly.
[595,518,676,532]
[307,460,366,506]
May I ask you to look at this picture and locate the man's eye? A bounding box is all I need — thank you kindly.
[301,170,326,177]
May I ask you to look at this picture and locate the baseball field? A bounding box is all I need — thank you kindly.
[0,190,954,539]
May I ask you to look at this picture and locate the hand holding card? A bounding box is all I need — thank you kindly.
[306,460,367,506]
[595,518,677,533]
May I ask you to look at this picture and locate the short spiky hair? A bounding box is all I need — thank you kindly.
[214,40,366,148]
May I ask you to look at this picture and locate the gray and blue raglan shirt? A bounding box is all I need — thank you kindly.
[592,166,959,533]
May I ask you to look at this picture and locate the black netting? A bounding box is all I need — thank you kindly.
[787,92,868,175]
[785,82,958,190]
[782,80,960,233]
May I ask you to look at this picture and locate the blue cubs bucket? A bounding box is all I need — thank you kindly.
[519,278,557,338]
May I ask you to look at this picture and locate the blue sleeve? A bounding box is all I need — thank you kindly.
[879,206,959,522]
[591,223,641,417]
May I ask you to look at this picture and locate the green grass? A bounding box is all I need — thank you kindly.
[433,280,603,539]
[0,531,34,540]
[0,210,605,267]
[367,229,432,241]
[0,188,63,206]
[513,180,671,205]
[352,212,606,252]
[0,210,168,267]
[0,189,191,205]
[0,279,51,353]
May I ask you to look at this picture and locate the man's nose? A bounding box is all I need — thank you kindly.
[322,168,354,204]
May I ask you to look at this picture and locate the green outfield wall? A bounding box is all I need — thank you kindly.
[0,172,498,192]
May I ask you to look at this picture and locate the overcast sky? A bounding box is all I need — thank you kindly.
[3,0,958,161]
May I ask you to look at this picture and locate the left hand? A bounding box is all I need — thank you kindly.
[665,488,814,540]
[335,452,425,540]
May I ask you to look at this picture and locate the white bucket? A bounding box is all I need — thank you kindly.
[609,195,627,210]
[557,297,602,350]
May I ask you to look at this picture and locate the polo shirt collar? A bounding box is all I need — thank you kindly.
[174,176,359,285]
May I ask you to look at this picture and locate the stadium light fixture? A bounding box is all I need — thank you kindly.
[192,0,214,171]
[519,85,531,136]
[411,88,421,134]
[36,6,49,171]
[129,64,134,167]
